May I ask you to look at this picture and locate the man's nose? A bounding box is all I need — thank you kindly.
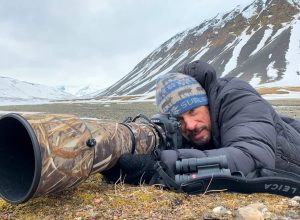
[184,117,197,131]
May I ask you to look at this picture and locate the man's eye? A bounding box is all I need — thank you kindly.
[189,109,196,115]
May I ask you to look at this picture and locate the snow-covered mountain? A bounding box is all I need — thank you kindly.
[0,76,75,105]
[56,84,103,97]
[98,0,300,98]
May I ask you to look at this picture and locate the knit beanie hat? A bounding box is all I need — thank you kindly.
[156,73,208,116]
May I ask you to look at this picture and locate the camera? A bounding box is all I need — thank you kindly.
[150,113,182,150]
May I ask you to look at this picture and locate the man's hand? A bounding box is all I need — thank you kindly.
[101,153,157,185]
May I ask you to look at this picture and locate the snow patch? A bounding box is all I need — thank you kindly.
[165,36,180,50]
[287,0,300,7]
[249,73,262,87]
[192,43,210,61]
[283,19,300,86]
[250,27,273,56]
[236,72,244,78]
[222,30,254,77]
[242,2,257,19]
[266,61,278,80]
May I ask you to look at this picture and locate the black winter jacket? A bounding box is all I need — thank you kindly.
[160,61,300,177]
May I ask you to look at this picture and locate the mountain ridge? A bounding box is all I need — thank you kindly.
[0,76,75,105]
[1,0,300,104]
[97,0,300,98]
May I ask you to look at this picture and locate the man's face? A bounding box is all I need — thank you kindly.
[177,106,211,146]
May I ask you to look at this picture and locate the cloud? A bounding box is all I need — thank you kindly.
[0,0,254,88]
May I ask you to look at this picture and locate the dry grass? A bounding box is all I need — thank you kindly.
[147,96,155,100]
[256,86,300,95]
[1,174,298,220]
[108,96,141,101]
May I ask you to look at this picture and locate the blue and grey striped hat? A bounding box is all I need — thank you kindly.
[155,73,208,116]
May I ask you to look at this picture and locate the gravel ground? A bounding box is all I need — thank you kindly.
[0,102,158,121]
[0,99,299,120]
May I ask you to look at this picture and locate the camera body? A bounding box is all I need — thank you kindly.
[150,113,182,150]
[149,114,231,185]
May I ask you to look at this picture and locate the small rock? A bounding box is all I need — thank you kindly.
[246,202,267,211]
[85,205,93,209]
[93,198,103,203]
[75,211,82,216]
[212,206,228,215]
[89,209,98,218]
[288,199,299,207]
[291,196,300,202]
[236,206,264,220]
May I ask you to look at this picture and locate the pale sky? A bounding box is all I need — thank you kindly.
[0,0,254,89]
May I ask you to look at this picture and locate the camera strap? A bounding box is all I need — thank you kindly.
[153,162,300,197]
[150,161,181,191]
[180,173,300,197]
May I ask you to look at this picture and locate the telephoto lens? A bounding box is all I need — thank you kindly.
[0,113,161,204]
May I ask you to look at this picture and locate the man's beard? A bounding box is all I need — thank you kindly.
[185,125,211,145]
